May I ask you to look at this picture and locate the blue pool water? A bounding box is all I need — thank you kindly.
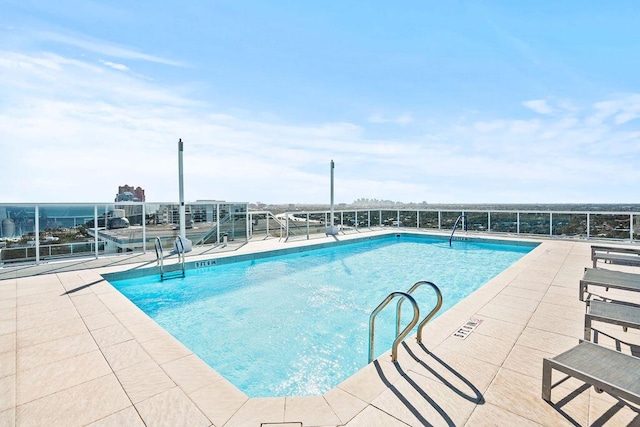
[109,235,534,397]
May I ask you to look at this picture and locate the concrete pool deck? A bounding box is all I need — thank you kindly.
[1,231,639,426]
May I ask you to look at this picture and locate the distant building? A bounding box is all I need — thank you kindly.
[115,185,145,202]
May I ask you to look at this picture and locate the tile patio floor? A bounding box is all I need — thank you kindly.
[1,232,639,426]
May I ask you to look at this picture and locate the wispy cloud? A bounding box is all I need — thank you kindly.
[37,31,185,67]
[100,60,129,71]
[2,49,640,204]
[522,99,553,114]
[367,113,413,125]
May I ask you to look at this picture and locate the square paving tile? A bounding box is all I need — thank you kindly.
[115,359,175,403]
[135,387,210,427]
[16,374,130,426]
[17,350,111,405]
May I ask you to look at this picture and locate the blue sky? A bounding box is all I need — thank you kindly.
[1,1,639,204]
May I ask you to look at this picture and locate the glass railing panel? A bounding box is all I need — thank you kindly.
[552,213,587,238]
[249,213,269,239]
[232,212,248,240]
[489,212,517,233]
[418,211,439,229]
[139,203,181,249]
[519,212,550,235]
[355,210,370,228]
[400,211,417,228]
[440,211,463,229]
[370,210,381,227]
[38,204,98,261]
[113,202,144,254]
[589,214,632,240]
[634,215,640,241]
[342,211,356,228]
[185,203,217,245]
[380,210,398,226]
[217,206,248,242]
[466,212,488,232]
[93,203,145,255]
[305,212,321,224]
[1,205,37,264]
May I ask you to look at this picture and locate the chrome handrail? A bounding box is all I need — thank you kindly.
[174,236,186,277]
[396,280,443,343]
[369,291,420,363]
[449,214,467,246]
[154,236,165,279]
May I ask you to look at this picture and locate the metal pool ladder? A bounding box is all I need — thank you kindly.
[369,291,420,363]
[449,214,467,246]
[396,281,443,343]
[155,236,186,280]
[368,281,444,363]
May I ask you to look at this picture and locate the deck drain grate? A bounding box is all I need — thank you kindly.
[452,318,483,339]
[261,423,303,427]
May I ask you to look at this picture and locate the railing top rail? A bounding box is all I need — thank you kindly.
[0,201,249,207]
[279,208,640,216]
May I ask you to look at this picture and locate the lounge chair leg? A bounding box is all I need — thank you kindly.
[542,359,552,401]
[584,317,592,341]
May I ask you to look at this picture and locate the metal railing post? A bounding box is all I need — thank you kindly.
[35,205,40,265]
[216,204,220,244]
[246,210,250,242]
[550,212,553,237]
[517,212,520,234]
[587,213,590,239]
[142,203,147,253]
[94,205,99,259]
[285,213,289,241]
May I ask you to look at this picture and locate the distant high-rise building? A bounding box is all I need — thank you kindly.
[115,185,146,202]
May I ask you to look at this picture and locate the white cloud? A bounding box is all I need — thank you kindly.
[2,49,640,204]
[367,113,413,125]
[37,31,185,67]
[100,60,129,71]
[473,120,505,133]
[522,99,553,115]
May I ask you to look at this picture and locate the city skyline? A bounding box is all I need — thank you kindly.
[1,1,639,204]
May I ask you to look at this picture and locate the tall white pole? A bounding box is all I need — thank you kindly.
[178,139,186,240]
[327,160,338,235]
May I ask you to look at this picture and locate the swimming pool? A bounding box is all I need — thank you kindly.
[109,234,534,397]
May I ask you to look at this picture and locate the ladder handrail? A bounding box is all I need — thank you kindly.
[396,280,443,343]
[174,236,186,277]
[369,291,420,363]
[449,214,467,246]
[154,237,164,278]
